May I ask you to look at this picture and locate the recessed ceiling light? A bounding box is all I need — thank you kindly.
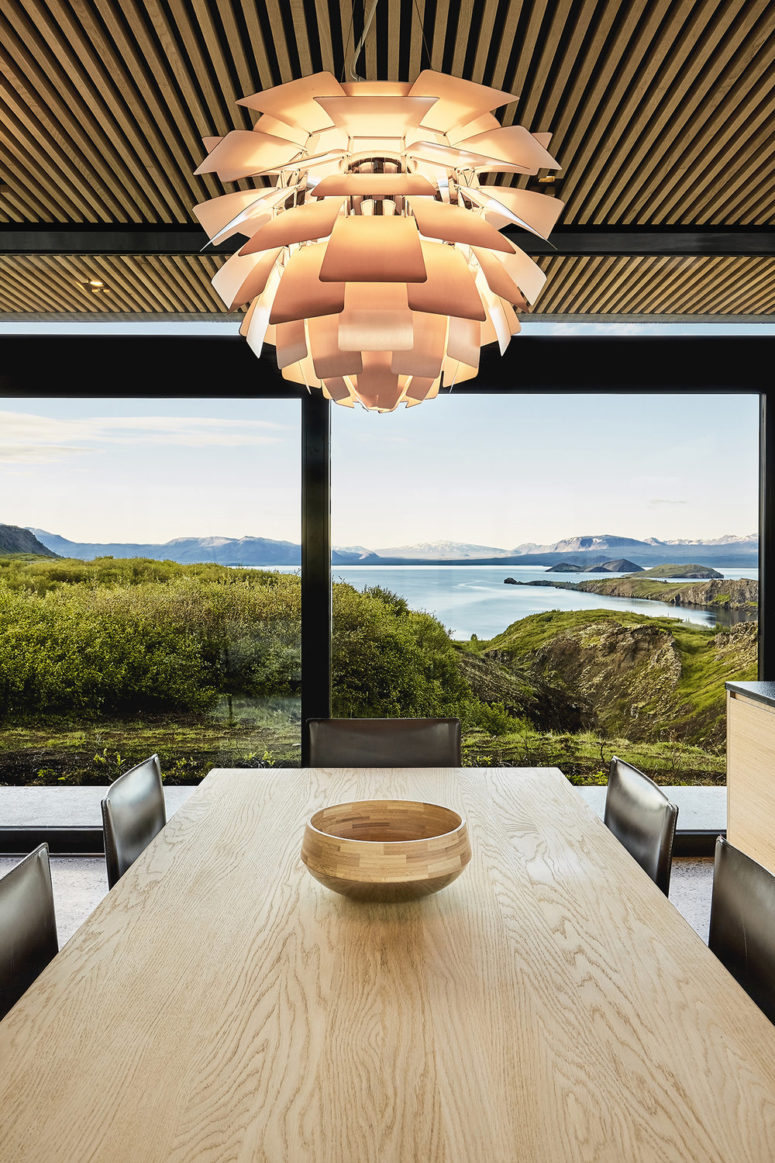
[76,278,107,293]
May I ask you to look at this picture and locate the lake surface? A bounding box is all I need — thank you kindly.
[263,564,758,641]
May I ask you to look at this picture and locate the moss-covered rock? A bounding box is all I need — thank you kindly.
[472,609,756,749]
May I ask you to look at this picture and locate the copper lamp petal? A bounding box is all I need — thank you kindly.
[446,316,482,367]
[407,241,486,321]
[498,246,547,305]
[406,141,521,172]
[441,358,479,386]
[195,131,302,181]
[312,173,436,197]
[281,355,322,387]
[212,247,283,310]
[321,376,355,401]
[193,190,270,242]
[314,96,438,135]
[239,197,345,255]
[206,184,303,246]
[319,216,427,283]
[202,185,306,247]
[269,243,346,324]
[275,319,307,368]
[339,280,413,351]
[446,113,501,145]
[308,315,363,379]
[472,247,528,310]
[391,313,447,377]
[481,290,512,355]
[457,125,560,172]
[483,186,565,239]
[244,265,282,357]
[253,113,309,147]
[257,149,347,176]
[237,71,344,132]
[408,197,514,254]
[341,81,413,96]
[480,313,498,347]
[239,298,257,337]
[404,376,437,401]
[409,71,518,132]
[354,353,404,411]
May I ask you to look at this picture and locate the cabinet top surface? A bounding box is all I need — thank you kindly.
[727,681,775,708]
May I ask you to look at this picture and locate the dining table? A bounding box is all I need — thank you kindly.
[1,765,775,1161]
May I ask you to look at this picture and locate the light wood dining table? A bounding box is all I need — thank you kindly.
[2,765,775,1162]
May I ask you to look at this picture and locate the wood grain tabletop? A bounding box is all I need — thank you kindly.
[1,766,774,1162]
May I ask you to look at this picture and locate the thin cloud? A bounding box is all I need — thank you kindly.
[0,410,286,462]
[650,498,687,506]
[0,445,86,464]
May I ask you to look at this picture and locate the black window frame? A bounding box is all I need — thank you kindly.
[1,330,772,762]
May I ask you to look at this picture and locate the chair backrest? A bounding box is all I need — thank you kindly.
[0,843,58,1020]
[604,756,678,894]
[307,718,462,768]
[709,837,775,1024]
[101,754,166,888]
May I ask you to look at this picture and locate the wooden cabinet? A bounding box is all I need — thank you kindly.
[727,684,775,874]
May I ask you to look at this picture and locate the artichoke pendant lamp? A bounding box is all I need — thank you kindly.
[194,70,562,412]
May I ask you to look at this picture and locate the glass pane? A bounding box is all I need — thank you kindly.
[0,397,301,785]
[332,393,758,786]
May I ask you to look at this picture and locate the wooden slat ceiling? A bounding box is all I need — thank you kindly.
[0,0,773,316]
[1,253,774,317]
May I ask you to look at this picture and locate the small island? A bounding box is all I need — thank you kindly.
[504,562,756,614]
[545,558,643,574]
[637,563,723,579]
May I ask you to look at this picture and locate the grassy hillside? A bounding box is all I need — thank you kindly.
[0,556,757,786]
[571,574,757,611]
[477,608,756,746]
[638,563,721,579]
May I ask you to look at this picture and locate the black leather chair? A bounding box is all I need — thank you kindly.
[709,837,775,1024]
[604,756,678,894]
[101,754,166,888]
[307,718,462,767]
[0,843,58,1020]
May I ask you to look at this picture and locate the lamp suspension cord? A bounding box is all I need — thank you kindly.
[350,0,381,81]
[411,0,433,72]
[347,0,432,81]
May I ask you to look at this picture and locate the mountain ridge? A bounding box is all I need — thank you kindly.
[0,525,57,557]
[28,529,758,568]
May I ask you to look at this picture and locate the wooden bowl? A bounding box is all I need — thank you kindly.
[301,799,471,902]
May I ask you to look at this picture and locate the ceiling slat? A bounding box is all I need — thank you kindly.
[0,0,770,318]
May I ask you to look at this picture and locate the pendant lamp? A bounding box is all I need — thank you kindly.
[194,70,562,412]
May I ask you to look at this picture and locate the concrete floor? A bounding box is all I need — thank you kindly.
[0,854,715,948]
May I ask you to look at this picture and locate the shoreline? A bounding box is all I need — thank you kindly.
[503,575,758,624]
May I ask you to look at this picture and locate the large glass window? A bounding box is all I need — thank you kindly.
[332,393,759,786]
[0,397,301,784]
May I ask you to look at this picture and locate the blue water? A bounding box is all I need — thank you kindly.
[263,563,757,641]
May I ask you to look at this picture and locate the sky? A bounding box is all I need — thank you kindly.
[0,321,764,549]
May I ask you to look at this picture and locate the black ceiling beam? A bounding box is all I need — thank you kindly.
[1,225,773,258]
[1,334,772,398]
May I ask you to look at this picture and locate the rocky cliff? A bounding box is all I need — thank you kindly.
[461,609,757,749]
[574,576,757,611]
[0,524,56,556]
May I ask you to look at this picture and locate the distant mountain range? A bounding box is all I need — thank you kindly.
[26,528,758,568]
[29,530,380,566]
